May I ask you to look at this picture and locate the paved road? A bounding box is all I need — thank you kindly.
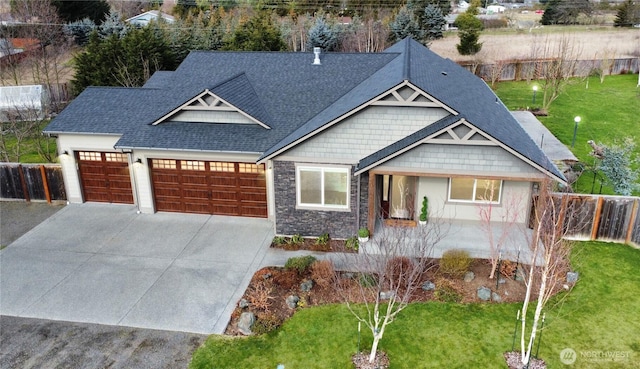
[0,315,205,369]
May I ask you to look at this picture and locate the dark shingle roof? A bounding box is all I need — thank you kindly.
[44,38,564,181]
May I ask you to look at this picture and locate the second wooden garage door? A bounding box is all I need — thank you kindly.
[150,159,267,218]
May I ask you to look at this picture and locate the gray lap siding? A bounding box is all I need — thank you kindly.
[273,161,369,239]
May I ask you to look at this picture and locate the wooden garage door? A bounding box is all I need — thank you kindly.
[150,159,267,218]
[77,151,134,204]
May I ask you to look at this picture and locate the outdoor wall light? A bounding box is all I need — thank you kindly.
[135,158,142,164]
[62,150,69,156]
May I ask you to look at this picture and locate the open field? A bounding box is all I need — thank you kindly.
[189,242,640,368]
[430,27,640,63]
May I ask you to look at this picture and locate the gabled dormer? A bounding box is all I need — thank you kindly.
[152,73,271,129]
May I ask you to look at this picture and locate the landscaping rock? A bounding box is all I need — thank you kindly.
[286,295,300,309]
[238,298,249,309]
[566,271,579,283]
[477,286,491,301]
[464,271,475,282]
[300,279,313,292]
[262,273,272,280]
[421,281,436,291]
[498,278,506,284]
[379,291,395,300]
[343,272,355,279]
[515,266,525,282]
[492,292,502,302]
[237,312,255,335]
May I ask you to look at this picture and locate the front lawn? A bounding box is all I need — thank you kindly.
[494,74,640,195]
[190,242,640,368]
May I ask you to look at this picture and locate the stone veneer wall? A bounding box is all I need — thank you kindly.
[273,161,369,239]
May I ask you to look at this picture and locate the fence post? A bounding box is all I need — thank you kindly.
[626,199,639,244]
[40,165,52,203]
[591,196,604,241]
[17,164,30,202]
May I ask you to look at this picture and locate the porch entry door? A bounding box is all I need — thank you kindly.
[380,175,416,220]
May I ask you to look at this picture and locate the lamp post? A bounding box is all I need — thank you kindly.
[532,85,538,105]
[571,116,581,148]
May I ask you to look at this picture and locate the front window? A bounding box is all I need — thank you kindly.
[297,166,349,209]
[449,178,502,203]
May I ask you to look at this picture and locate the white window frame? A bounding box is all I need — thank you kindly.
[448,178,503,204]
[295,165,350,210]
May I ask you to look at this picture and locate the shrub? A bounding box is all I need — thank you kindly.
[358,273,377,287]
[310,260,335,288]
[433,278,463,303]
[284,255,317,274]
[246,282,274,313]
[312,233,330,251]
[358,228,369,238]
[345,236,359,251]
[272,236,286,245]
[252,314,283,335]
[273,269,298,290]
[385,257,415,286]
[287,234,304,246]
[500,259,517,278]
[439,249,472,278]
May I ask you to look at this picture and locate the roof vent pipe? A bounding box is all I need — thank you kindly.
[313,47,321,65]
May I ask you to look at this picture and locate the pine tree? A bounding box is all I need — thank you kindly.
[306,17,340,51]
[389,7,423,42]
[421,4,446,41]
[98,10,128,39]
[455,0,483,55]
[64,18,96,46]
[615,0,640,27]
[224,12,286,51]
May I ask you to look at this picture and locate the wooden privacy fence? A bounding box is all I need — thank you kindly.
[552,193,640,247]
[0,163,66,202]
[459,58,639,82]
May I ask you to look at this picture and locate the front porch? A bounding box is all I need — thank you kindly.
[363,218,537,264]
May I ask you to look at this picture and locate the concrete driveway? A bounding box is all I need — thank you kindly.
[0,203,274,334]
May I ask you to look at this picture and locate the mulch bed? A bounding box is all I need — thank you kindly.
[352,351,390,369]
[504,351,547,369]
[270,236,357,253]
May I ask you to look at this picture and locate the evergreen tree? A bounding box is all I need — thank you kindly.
[598,139,639,196]
[614,0,640,27]
[407,0,452,18]
[455,0,483,55]
[389,6,423,42]
[421,4,446,41]
[541,0,592,25]
[53,0,110,24]
[64,18,96,46]
[224,12,286,51]
[306,17,340,51]
[98,10,128,39]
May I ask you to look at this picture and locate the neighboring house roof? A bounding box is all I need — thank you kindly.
[44,38,565,181]
[125,10,175,26]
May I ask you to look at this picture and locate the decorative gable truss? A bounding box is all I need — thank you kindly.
[428,120,496,145]
[152,89,270,129]
[370,81,457,113]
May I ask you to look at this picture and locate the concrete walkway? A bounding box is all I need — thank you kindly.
[0,203,275,334]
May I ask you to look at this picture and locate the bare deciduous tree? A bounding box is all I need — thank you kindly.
[333,217,448,365]
[530,34,583,111]
[477,185,524,280]
[515,181,588,367]
[0,101,54,162]
[339,9,391,53]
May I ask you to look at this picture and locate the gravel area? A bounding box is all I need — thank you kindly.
[0,316,206,369]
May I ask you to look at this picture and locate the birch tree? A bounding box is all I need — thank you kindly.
[334,218,448,365]
[516,181,587,367]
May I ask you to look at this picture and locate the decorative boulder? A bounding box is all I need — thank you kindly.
[286,295,300,309]
[237,312,255,336]
[238,298,249,308]
[300,279,313,292]
[515,266,525,282]
[491,292,502,302]
[477,286,491,301]
[464,271,475,282]
[566,271,579,283]
[343,272,355,279]
[422,281,436,291]
[380,291,395,300]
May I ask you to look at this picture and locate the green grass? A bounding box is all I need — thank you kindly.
[2,120,57,163]
[190,242,640,368]
[494,74,640,195]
